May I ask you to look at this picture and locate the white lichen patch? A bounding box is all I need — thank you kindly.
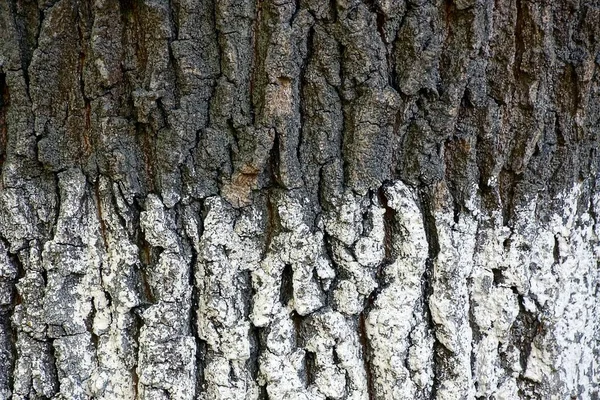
[196,196,263,399]
[137,194,196,399]
[365,181,433,399]
[5,171,597,400]
[468,184,599,399]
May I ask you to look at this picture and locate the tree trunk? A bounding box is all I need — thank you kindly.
[0,0,598,399]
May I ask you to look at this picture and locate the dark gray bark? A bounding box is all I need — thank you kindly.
[0,0,599,399]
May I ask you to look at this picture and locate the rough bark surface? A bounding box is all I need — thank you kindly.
[0,0,599,399]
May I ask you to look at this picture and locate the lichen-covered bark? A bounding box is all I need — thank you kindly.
[0,0,599,399]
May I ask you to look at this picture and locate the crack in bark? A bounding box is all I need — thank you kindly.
[358,312,375,400]
[0,73,8,171]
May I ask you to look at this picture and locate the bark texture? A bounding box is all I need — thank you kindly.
[0,0,599,399]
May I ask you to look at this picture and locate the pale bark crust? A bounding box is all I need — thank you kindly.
[0,0,599,399]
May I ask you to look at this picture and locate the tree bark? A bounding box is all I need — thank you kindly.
[0,0,599,399]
